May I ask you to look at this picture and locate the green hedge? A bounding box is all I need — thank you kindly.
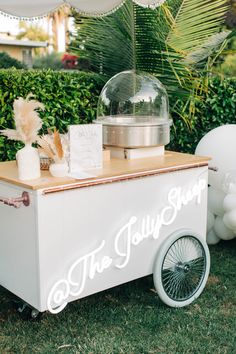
[0,52,26,69]
[0,70,235,161]
[169,77,236,154]
[0,69,104,161]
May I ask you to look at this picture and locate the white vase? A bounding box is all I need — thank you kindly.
[16,144,41,180]
[49,161,69,178]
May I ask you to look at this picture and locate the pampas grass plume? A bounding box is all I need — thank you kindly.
[0,94,44,145]
[37,129,65,163]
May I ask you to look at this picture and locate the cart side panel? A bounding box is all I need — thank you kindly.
[37,166,208,312]
[0,182,40,308]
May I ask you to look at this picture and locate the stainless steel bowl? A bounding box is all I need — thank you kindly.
[95,116,172,148]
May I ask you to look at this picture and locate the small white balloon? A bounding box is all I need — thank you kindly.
[222,170,236,193]
[223,193,236,212]
[208,186,225,216]
[195,125,236,190]
[214,216,236,240]
[207,210,215,233]
[223,210,236,232]
[207,229,220,245]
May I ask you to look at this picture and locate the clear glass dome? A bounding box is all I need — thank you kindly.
[96,70,170,126]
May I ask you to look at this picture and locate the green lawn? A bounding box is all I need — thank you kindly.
[0,239,235,354]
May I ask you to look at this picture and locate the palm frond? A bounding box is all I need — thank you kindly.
[71,1,135,77]
[70,0,190,103]
[167,0,229,53]
[135,5,189,94]
[184,31,231,66]
[70,0,231,121]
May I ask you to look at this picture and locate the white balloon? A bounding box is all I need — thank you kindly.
[207,210,215,233]
[208,186,225,216]
[195,125,236,190]
[223,210,236,232]
[222,170,236,193]
[223,193,236,212]
[214,216,235,240]
[207,229,220,245]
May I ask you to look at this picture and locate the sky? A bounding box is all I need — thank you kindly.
[0,15,20,35]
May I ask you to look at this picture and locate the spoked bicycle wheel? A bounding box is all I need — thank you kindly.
[153,231,210,307]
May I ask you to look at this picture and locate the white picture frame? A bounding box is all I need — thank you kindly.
[69,124,103,172]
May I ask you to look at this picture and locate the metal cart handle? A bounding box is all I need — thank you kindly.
[0,191,30,208]
[208,166,218,172]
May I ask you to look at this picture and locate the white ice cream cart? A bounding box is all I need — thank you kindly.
[0,152,210,318]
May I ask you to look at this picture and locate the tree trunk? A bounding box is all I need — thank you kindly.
[65,14,69,51]
[52,12,59,52]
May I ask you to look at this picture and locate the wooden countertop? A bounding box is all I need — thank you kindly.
[0,151,210,193]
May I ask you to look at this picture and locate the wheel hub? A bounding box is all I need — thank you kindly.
[176,262,190,273]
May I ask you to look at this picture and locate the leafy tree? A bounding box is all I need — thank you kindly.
[17,22,49,42]
[216,53,236,76]
[16,22,49,56]
[226,0,236,28]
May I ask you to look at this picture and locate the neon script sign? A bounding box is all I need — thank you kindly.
[47,179,206,313]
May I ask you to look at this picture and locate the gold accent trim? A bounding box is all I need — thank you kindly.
[43,162,208,195]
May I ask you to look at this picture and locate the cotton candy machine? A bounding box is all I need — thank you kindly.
[95,70,172,148]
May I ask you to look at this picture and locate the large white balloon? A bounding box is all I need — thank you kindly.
[195,125,236,190]
[223,210,236,232]
[207,229,220,245]
[213,216,236,240]
[222,170,236,193]
[207,210,215,233]
[223,193,236,212]
[208,186,225,216]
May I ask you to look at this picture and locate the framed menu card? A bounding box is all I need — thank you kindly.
[69,124,103,172]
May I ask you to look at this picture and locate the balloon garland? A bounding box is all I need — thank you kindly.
[0,0,167,20]
[196,125,236,244]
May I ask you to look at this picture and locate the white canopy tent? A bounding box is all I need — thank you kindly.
[0,0,166,18]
